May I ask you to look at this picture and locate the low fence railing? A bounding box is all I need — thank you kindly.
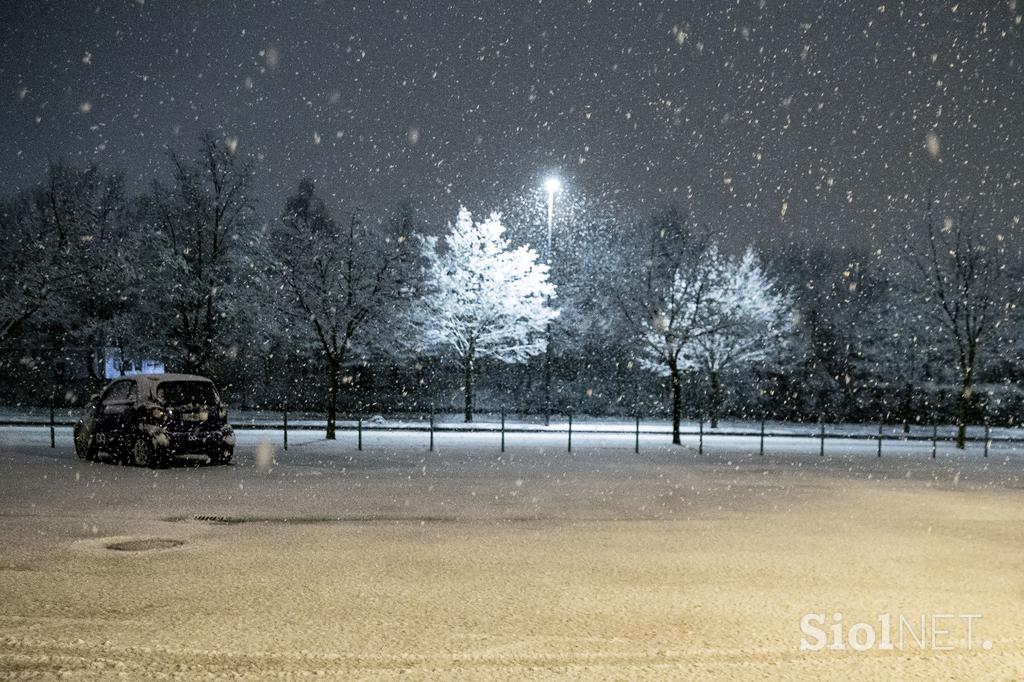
[4,410,1023,458]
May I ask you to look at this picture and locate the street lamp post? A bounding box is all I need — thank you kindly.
[544,177,560,252]
[542,177,560,426]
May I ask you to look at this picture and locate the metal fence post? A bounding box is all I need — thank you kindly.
[501,410,505,453]
[283,409,288,451]
[877,422,883,458]
[635,415,640,454]
[931,424,937,458]
[759,419,765,456]
[819,419,825,457]
[567,413,573,453]
[984,424,990,458]
[429,411,434,452]
[357,415,362,451]
[699,418,704,455]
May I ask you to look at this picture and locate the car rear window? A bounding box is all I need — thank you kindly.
[103,381,135,402]
[156,381,219,407]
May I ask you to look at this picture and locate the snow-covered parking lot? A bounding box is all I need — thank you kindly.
[2,429,1024,679]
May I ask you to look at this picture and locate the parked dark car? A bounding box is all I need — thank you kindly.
[74,374,235,467]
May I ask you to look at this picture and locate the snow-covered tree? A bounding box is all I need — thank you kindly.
[412,207,558,422]
[0,196,55,348]
[851,262,934,431]
[680,249,793,427]
[136,133,259,375]
[266,179,416,439]
[0,164,127,352]
[0,163,135,399]
[774,246,879,421]
[616,209,720,444]
[907,199,1013,448]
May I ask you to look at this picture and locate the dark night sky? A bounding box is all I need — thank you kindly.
[1,1,1022,250]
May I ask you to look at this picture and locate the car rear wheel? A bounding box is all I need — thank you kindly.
[131,438,164,468]
[73,424,96,461]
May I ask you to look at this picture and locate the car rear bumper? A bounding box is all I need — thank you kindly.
[142,424,235,454]
[167,428,235,454]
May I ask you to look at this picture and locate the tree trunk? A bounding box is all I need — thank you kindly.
[463,338,475,423]
[669,360,682,445]
[956,376,972,450]
[326,357,339,440]
[709,370,721,429]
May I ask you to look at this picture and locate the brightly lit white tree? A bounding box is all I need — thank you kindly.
[413,207,558,421]
[680,249,793,427]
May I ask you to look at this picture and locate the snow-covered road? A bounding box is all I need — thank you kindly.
[2,436,1024,679]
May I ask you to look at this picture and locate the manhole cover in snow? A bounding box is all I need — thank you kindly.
[106,538,185,552]
[193,515,246,524]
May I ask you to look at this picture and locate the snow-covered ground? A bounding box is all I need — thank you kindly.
[2,435,1024,678]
